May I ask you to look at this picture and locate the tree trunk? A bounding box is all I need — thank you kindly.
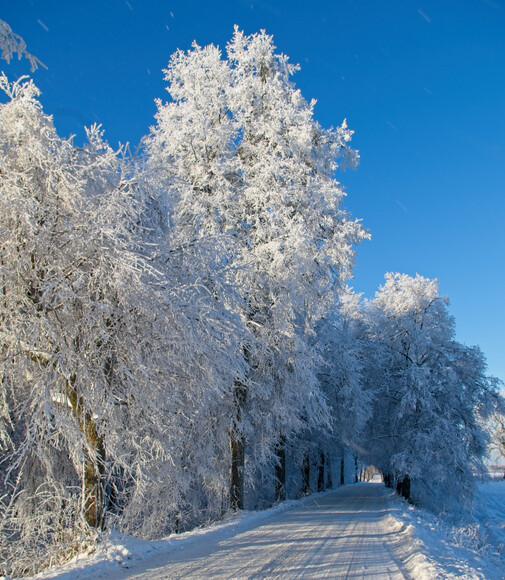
[317,450,325,492]
[230,382,246,511]
[67,378,105,529]
[230,435,245,511]
[274,435,286,501]
[354,454,358,483]
[340,450,345,485]
[302,453,310,495]
[83,418,106,528]
[396,475,411,501]
[383,472,393,488]
[326,454,333,489]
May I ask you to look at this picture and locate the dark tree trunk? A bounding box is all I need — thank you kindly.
[230,383,247,511]
[354,454,359,483]
[340,451,345,485]
[396,475,411,501]
[302,453,311,495]
[230,435,245,510]
[383,472,393,488]
[275,435,286,502]
[326,454,333,489]
[317,450,325,492]
[83,418,105,528]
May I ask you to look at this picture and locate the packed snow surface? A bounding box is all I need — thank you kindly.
[30,481,505,579]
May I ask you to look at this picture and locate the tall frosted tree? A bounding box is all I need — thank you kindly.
[146,28,367,508]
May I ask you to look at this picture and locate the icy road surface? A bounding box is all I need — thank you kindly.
[110,484,410,579]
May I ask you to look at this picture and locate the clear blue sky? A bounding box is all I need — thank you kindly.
[3,0,505,386]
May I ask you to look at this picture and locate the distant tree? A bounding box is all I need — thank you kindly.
[488,412,505,477]
[312,290,370,490]
[362,273,500,512]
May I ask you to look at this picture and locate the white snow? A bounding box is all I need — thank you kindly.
[26,480,505,580]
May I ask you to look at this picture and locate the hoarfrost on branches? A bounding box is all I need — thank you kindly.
[0,19,46,71]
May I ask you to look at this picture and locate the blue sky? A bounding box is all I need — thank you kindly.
[3,0,505,386]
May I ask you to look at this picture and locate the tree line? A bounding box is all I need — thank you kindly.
[0,25,502,576]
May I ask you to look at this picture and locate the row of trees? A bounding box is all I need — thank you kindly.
[0,26,502,576]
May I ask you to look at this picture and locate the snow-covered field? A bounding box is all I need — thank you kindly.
[25,480,505,580]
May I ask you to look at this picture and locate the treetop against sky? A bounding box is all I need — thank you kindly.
[1,1,504,385]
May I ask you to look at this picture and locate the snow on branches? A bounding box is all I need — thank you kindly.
[0,25,502,577]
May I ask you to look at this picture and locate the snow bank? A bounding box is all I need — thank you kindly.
[28,492,332,580]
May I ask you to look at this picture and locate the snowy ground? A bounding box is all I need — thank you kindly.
[474,480,505,555]
[26,480,505,580]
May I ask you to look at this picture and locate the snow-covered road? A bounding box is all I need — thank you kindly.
[36,481,505,579]
[109,483,410,579]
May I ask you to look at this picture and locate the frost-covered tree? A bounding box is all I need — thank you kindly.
[0,75,139,570]
[226,29,366,502]
[146,27,366,509]
[362,273,499,513]
[124,156,249,538]
[0,74,247,574]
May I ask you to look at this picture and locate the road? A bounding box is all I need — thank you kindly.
[110,483,411,579]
